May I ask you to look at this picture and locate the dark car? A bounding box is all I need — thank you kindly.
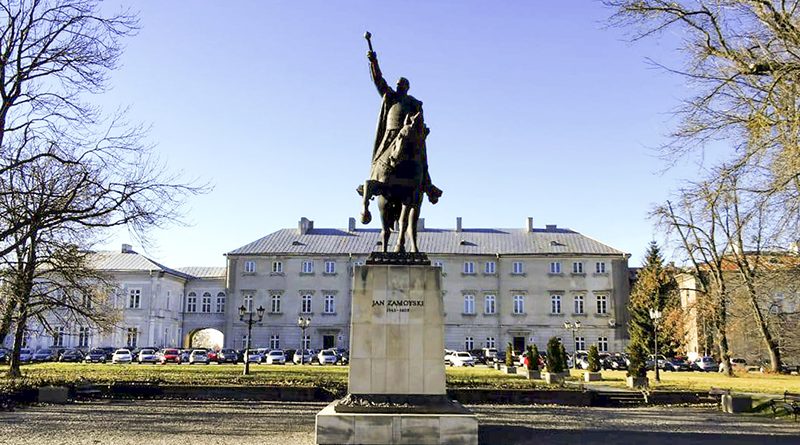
[0,348,9,363]
[84,348,108,363]
[662,357,691,372]
[32,348,57,362]
[602,354,628,370]
[59,349,85,362]
[469,349,487,365]
[217,349,239,364]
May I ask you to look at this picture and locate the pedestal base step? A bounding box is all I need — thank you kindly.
[315,401,478,445]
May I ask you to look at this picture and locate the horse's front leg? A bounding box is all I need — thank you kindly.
[360,180,373,224]
[395,204,410,253]
[407,205,419,253]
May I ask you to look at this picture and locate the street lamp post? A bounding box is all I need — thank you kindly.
[649,308,662,383]
[239,304,265,376]
[298,316,311,365]
[563,320,581,369]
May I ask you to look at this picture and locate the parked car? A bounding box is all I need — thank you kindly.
[179,349,191,363]
[731,357,748,371]
[602,353,628,370]
[111,349,133,364]
[84,348,108,363]
[189,349,210,364]
[137,348,158,364]
[245,349,264,363]
[293,349,316,364]
[207,349,219,362]
[157,348,182,364]
[662,357,691,372]
[317,349,338,365]
[217,348,239,364]
[19,348,33,363]
[32,348,57,362]
[330,347,349,365]
[0,348,9,363]
[692,356,719,372]
[482,347,499,363]
[446,351,475,367]
[469,349,487,365]
[59,348,85,362]
[265,350,286,365]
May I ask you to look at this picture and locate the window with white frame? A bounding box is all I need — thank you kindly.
[201,292,212,313]
[301,260,314,274]
[324,260,336,274]
[513,295,525,314]
[549,262,562,274]
[463,294,475,314]
[22,334,30,348]
[271,294,282,313]
[186,292,197,312]
[596,295,608,314]
[595,262,606,274]
[166,291,171,311]
[270,335,280,350]
[573,295,584,314]
[244,260,256,273]
[78,327,90,347]
[512,261,524,274]
[216,292,226,313]
[484,295,496,314]
[572,262,584,274]
[52,327,65,347]
[242,292,253,312]
[272,261,283,273]
[128,289,141,309]
[486,337,496,348]
[551,295,562,314]
[126,327,138,348]
[484,261,496,274]
[463,261,475,274]
[575,337,586,352]
[302,335,311,349]
[301,294,312,313]
[324,294,335,314]
[82,294,92,309]
[598,337,609,352]
[465,336,474,350]
[241,334,249,349]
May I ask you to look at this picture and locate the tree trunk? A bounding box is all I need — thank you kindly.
[7,311,27,378]
[715,279,733,377]
[0,298,18,346]
[744,281,781,372]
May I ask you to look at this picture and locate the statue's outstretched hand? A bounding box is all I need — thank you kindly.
[367,50,377,61]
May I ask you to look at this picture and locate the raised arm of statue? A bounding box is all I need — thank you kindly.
[367,51,391,97]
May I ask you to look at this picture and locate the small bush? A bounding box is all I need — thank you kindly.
[559,343,569,371]
[505,343,513,367]
[587,345,601,372]
[546,337,563,373]
[627,341,648,378]
[526,344,539,371]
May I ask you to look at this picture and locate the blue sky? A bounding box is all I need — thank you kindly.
[96,1,699,268]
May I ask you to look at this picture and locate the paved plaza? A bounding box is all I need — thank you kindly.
[0,399,798,445]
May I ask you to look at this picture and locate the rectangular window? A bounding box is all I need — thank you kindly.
[241,334,249,349]
[463,294,475,314]
[324,260,336,274]
[486,337,496,348]
[576,336,585,352]
[52,327,65,347]
[574,295,584,314]
[551,295,562,314]
[463,261,475,274]
[126,328,138,348]
[513,295,524,314]
[596,295,608,314]
[465,337,474,351]
[244,260,256,273]
[302,335,311,350]
[243,293,253,312]
[572,262,584,274]
[549,262,561,274]
[78,327,90,348]
[301,261,314,274]
[512,261,524,275]
[598,337,609,352]
[82,294,92,309]
[270,335,280,350]
[201,293,212,313]
[595,262,606,274]
[484,295,496,314]
[301,294,312,313]
[484,261,496,274]
[128,289,141,309]
[271,294,281,313]
[324,294,335,314]
[272,261,283,273]
[216,293,226,313]
[187,293,197,312]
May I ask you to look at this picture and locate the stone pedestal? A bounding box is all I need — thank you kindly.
[542,372,563,384]
[721,394,752,413]
[315,262,477,445]
[626,376,648,389]
[584,372,602,382]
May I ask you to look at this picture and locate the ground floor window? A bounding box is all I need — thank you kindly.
[52,327,65,347]
[597,337,608,352]
[465,336,474,350]
[575,336,585,352]
[485,337,495,348]
[78,327,90,347]
[126,328,138,348]
[270,335,280,349]
[302,335,310,350]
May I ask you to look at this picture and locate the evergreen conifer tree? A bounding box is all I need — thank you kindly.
[546,337,563,373]
[587,344,601,373]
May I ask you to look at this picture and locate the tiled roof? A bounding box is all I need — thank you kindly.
[177,267,226,278]
[89,250,189,279]
[228,227,626,257]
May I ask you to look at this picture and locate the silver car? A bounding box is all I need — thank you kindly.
[111,349,133,364]
[189,349,210,364]
[19,348,33,363]
[137,348,158,364]
[265,350,286,365]
[316,349,338,365]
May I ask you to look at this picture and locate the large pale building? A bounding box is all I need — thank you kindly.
[11,217,632,356]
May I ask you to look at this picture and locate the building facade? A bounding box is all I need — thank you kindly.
[10,217,632,356]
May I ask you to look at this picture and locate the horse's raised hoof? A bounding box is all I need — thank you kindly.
[360,211,372,224]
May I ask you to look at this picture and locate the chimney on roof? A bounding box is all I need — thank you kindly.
[121,244,133,253]
[348,217,356,232]
[418,218,424,231]
[298,217,314,235]
[456,217,462,232]
[526,217,534,232]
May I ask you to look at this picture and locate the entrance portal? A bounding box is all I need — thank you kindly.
[513,336,525,354]
[323,335,335,349]
[187,328,224,350]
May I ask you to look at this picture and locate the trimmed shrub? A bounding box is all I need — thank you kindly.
[527,344,539,371]
[505,343,513,367]
[559,343,569,371]
[587,345,601,372]
[627,341,648,378]
[546,337,563,373]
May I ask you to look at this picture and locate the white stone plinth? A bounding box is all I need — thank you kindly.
[315,402,478,445]
[721,394,752,413]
